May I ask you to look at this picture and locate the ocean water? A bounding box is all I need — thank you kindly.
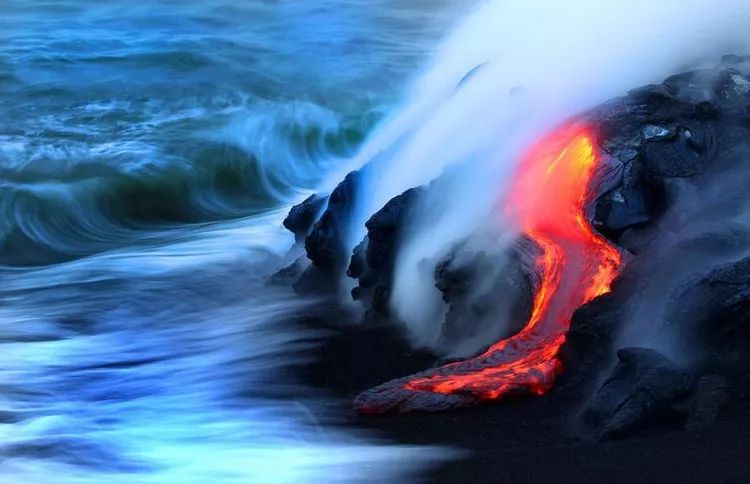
[1,0,471,265]
[0,1,470,482]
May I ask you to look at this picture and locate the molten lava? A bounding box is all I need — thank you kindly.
[354,124,623,413]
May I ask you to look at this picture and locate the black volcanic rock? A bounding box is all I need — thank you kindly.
[283,193,328,243]
[641,128,713,178]
[579,348,693,440]
[270,194,328,288]
[579,348,733,440]
[664,256,750,368]
[267,256,307,287]
[594,184,651,233]
[347,185,535,351]
[715,69,750,111]
[559,290,626,388]
[273,61,750,434]
[281,63,750,305]
[680,375,729,431]
[347,187,423,321]
[590,65,750,246]
[292,169,366,294]
[434,239,534,352]
[364,187,423,272]
[306,170,363,272]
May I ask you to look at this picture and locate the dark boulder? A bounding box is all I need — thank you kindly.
[559,289,627,389]
[578,348,695,440]
[680,375,729,431]
[305,169,364,273]
[292,168,367,294]
[663,256,750,368]
[347,187,424,321]
[347,185,535,354]
[271,194,326,290]
[715,69,750,112]
[641,126,715,178]
[590,65,750,248]
[365,187,423,273]
[283,194,328,243]
[433,238,534,353]
[661,67,750,109]
[578,347,732,440]
[266,256,308,287]
[278,63,750,304]
[594,185,651,234]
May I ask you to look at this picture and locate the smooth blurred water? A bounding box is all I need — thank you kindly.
[0,0,469,265]
[0,1,471,482]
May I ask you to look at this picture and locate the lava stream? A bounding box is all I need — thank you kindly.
[354,124,623,413]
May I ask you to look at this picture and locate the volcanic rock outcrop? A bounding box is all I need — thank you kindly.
[665,256,750,368]
[283,193,328,243]
[433,239,533,354]
[578,348,727,440]
[289,169,365,294]
[347,187,424,322]
[278,57,750,431]
[590,56,750,253]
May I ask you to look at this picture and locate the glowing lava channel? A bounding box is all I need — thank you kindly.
[354,125,622,413]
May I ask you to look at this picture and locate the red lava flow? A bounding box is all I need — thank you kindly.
[354,124,623,413]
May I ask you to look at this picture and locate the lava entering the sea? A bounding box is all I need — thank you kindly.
[354,124,623,413]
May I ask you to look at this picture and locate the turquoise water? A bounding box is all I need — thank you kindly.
[3,1,749,482]
[0,0,469,265]
[0,2,470,482]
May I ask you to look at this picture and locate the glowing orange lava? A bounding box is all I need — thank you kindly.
[354,124,623,413]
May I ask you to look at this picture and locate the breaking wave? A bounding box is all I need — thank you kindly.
[1,1,469,482]
[0,99,372,266]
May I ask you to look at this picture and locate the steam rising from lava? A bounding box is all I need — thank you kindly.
[330,0,750,352]
[354,125,622,413]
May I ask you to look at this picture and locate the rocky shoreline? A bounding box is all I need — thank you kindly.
[276,56,750,456]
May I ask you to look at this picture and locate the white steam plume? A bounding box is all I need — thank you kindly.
[332,0,750,351]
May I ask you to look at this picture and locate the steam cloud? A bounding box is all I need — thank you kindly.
[332,0,750,354]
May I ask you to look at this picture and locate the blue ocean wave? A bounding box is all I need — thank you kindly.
[0,0,468,481]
